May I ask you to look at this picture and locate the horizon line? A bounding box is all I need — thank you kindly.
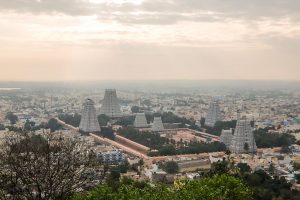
[1,79,300,83]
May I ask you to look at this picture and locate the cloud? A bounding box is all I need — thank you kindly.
[0,0,91,15]
[0,0,300,25]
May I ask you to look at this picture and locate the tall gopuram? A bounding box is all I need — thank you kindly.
[152,117,164,132]
[134,113,148,128]
[205,99,222,127]
[220,129,233,149]
[100,89,122,118]
[79,98,101,134]
[229,114,257,154]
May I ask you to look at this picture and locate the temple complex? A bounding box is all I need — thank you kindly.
[100,89,122,118]
[79,98,101,134]
[220,129,233,149]
[134,113,148,128]
[205,99,222,127]
[152,116,164,132]
[230,115,257,154]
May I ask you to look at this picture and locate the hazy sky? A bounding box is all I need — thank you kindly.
[0,0,299,81]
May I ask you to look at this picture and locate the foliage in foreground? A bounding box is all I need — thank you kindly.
[0,132,100,200]
[73,174,252,200]
[213,160,300,200]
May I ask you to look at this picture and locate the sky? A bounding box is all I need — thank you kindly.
[0,0,299,81]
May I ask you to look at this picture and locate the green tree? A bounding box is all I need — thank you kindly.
[24,119,32,131]
[159,145,177,156]
[46,118,62,132]
[0,124,5,130]
[131,106,140,113]
[138,159,144,168]
[0,132,100,200]
[177,174,253,200]
[281,145,291,154]
[116,116,135,126]
[98,114,110,126]
[117,161,130,174]
[142,99,151,106]
[268,163,275,175]
[237,163,251,174]
[5,112,18,125]
[109,169,121,182]
[295,174,300,184]
[100,127,115,140]
[293,162,300,170]
[73,174,253,200]
[59,113,81,127]
[244,142,249,152]
[200,117,205,127]
[254,129,296,148]
[204,120,237,136]
[161,112,190,125]
[163,161,179,174]
[209,160,231,175]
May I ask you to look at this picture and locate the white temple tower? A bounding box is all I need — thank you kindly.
[229,115,257,154]
[100,89,122,118]
[220,129,233,149]
[134,113,148,128]
[205,100,222,127]
[152,117,164,132]
[79,98,101,134]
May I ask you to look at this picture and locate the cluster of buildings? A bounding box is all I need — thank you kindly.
[219,114,257,154]
[2,86,300,187]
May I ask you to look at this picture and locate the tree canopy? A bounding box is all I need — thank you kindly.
[58,113,81,127]
[162,161,179,174]
[98,114,110,126]
[0,132,100,200]
[46,118,63,132]
[254,128,296,148]
[73,174,252,200]
[131,106,140,113]
[203,120,237,136]
[5,112,18,125]
[0,124,5,130]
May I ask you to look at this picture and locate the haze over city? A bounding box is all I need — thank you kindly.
[0,0,300,81]
[2,1,300,200]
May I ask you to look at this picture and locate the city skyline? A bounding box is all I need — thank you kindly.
[0,0,299,81]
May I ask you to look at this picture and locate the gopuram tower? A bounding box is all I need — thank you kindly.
[79,98,101,134]
[220,129,233,149]
[100,89,122,118]
[152,116,164,132]
[205,99,222,127]
[134,113,148,128]
[229,113,257,154]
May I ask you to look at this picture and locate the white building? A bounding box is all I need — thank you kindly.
[205,100,222,127]
[97,150,125,164]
